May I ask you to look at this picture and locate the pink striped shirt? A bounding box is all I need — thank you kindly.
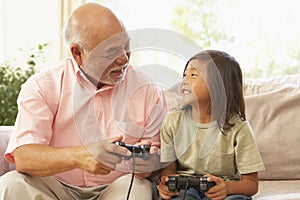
[5,58,166,187]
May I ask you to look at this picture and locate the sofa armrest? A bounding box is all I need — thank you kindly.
[0,126,15,176]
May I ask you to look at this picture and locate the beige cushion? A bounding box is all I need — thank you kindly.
[244,74,300,180]
[253,180,300,199]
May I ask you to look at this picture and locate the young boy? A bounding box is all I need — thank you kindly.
[158,50,265,200]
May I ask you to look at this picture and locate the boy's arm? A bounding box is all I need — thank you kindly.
[161,161,177,177]
[205,172,258,199]
[158,161,178,199]
[226,172,259,196]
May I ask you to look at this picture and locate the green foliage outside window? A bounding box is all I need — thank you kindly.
[172,0,300,78]
[0,43,48,125]
[172,0,233,48]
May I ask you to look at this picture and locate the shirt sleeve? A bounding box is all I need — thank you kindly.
[5,75,55,163]
[160,112,178,163]
[120,76,167,145]
[235,121,265,174]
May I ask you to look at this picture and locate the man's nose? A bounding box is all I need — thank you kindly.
[115,50,129,65]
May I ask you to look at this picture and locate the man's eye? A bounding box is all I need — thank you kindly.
[106,45,129,60]
[191,73,198,76]
[105,48,120,59]
[108,48,118,55]
[124,44,130,52]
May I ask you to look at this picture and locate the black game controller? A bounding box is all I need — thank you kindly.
[114,141,151,160]
[167,175,216,192]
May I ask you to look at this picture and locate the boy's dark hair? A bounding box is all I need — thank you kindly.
[183,50,245,129]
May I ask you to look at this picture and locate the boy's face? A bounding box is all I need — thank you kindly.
[181,60,210,108]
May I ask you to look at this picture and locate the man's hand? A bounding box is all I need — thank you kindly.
[78,135,131,175]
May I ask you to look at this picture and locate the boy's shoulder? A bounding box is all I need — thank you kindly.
[163,108,186,126]
[166,108,185,118]
[229,114,245,125]
[227,114,251,133]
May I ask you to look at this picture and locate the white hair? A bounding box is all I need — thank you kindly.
[63,17,91,54]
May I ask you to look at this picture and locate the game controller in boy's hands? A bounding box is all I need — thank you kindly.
[166,175,216,192]
[114,141,151,160]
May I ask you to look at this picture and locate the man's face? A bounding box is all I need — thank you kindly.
[82,31,131,86]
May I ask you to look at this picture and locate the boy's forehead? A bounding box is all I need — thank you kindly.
[188,59,207,72]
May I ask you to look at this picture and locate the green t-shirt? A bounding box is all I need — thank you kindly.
[160,109,265,181]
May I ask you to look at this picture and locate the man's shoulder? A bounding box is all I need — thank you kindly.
[31,58,74,81]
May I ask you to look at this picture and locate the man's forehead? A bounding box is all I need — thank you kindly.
[84,32,130,67]
[95,31,130,48]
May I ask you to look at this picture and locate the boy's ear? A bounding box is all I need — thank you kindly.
[70,45,83,66]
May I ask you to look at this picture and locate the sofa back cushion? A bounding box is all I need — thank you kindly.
[244,74,300,180]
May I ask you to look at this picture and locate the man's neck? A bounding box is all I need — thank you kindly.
[80,68,104,89]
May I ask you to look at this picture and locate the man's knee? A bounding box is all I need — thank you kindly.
[0,170,69,200]
[0,170,31,198]
[0,170,28,188]
[101,174,154,200]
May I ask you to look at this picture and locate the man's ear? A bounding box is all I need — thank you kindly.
[70,45,84,66]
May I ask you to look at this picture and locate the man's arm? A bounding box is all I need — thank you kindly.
[14,136,131,176]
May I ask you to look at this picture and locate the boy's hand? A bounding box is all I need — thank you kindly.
[204,174,227,200]
[157,175,179,200]
[125,142,160,179]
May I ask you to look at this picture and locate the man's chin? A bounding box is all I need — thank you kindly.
[99,77,125,86]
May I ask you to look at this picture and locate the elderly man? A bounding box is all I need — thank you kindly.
[0,2,166,199]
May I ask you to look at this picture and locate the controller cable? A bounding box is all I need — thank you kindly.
[126,149,136,200]
[182,179,190,200]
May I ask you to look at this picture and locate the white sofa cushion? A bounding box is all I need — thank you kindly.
[244,74,300,180]
[253,180,300,199]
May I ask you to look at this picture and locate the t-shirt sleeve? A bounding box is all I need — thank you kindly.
[160,112,178,163]
[235,121,265,174]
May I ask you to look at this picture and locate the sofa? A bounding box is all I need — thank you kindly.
[1,74,300,199]
[244,74,300,199]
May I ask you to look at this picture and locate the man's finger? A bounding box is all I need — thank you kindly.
[104,142,131,157]
[150,145,158,154]
[108,135,123,143]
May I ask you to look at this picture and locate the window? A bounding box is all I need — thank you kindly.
[92,0,300,78]
[1,0,300,78]
[0,0,83,69]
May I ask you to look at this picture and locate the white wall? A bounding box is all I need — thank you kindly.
[0,0,61,69]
